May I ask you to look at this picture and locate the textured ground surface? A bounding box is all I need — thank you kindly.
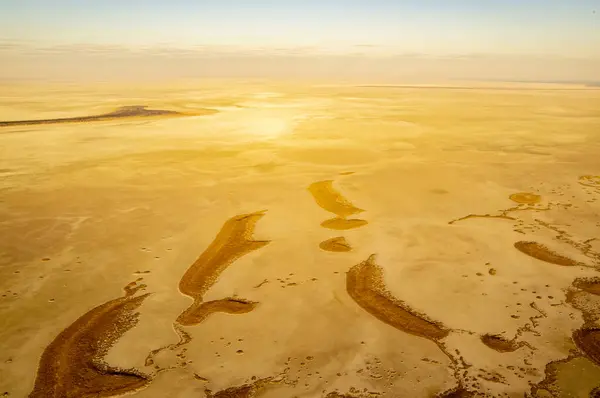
[1,81,600,397]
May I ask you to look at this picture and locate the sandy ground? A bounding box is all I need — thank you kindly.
[1,80,600,398]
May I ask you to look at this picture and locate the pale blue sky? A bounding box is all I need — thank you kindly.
[1,0,599,56]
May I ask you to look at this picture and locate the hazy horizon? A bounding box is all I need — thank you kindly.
[1,0,600,82]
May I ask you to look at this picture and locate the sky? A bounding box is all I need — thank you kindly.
[1,0,599,82]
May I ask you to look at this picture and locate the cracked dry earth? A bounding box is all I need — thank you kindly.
[1,81,600,397]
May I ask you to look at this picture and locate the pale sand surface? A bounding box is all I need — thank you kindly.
[0,81,600,397]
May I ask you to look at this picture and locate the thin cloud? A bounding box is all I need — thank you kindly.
[35,43,135,54]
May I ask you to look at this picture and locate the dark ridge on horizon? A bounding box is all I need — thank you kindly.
[0,105,186,127]
[357,85,598,91]
[455,78,600,87]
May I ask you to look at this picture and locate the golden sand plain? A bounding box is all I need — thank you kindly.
[1,81,600,397]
